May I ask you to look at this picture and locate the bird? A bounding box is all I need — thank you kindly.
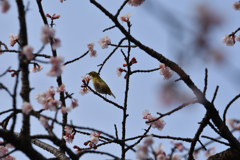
[88,71,115,98]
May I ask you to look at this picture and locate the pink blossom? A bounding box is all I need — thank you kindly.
[70,98,79,109]
[159,63,174,80]
[39,116,49,129]
[47,86,55,97]
[232,1,240,11]
[98,35,111,49]
[154,143,164,155]
[136,145,148,160]
[41,25,55,44]
[0,146,9,156]
[142,109,150,119]
[171,140,184,152]
[8,33,19,47]
[82,74,92,82]
[151,116,166,131]
[56,84,65,93]
[64,126,73,134]
[172,154,182,160]
[90,131,101,145]
[143,135,153,146]
[22,45,34,60]
[87,42,95,51]
[73,145,80,154]
[89,50,97,57]
[120,13,132,23]
[22,102,33,115]
[63,135,74,143]
[222,34,235,46]
[61,106,71,114]
[52,38,61,50]
[46,56,64,77]
[60,0,66,3]
[1,0,10,13]
[116,67,123,77]
[30,64,43,73]
[78,88,90,95]
[126,0,145,7]
[236,35,240,42]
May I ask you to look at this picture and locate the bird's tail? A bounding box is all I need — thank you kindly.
[111,92,116,99]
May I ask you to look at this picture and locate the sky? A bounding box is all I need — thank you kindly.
[1,0,240,160]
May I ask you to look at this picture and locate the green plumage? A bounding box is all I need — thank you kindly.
[88,71,115,98]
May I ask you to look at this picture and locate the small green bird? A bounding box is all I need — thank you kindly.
[88,71,115,98]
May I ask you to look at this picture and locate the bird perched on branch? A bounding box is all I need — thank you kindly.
[88,71,115,98]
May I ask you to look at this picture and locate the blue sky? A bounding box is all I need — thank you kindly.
[1,0,240,160]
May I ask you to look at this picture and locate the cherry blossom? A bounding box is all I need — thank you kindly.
[46,56,64,77]
[30,64,43,73]
[22,102,33,115]
[126,0,145,7]
[232,1,240,11]
[116,67,123,77]
[143,135,153,146]
[159,63,174,80]
[56,84,65,93]
[1,0,10,13]
[136,145,148,160]
[39,116,49,129]
[41,25,55,44]
[8,33,19,47]
[22,45,34,60]
[222,34,235,46]
[51,38,61,50]
[120,13,132,23]
[98,35,111,49]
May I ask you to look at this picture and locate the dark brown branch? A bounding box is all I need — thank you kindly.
[202,135,230,146]
[203,68,208,95]
[146,99,198,124]
[63,50,89,66]
[98,38,127,74]
[223,94,240,125]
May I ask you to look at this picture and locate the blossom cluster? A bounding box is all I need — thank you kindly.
[79,74,92,95]
[142,109,166,131]
[8,33,19,47]
[0,141,15,160]
[159,63,174,80]
[126,0,145,7]
[84,131,101,149]
[221,34,239,46]
[41,25,61,50]
[87,42,97,57]
[35,86,61,111]
[1,0,10,13]
[116,57,136,78]
[136,136,182,160]
[98,35,111,49]
[63,126,75,143]
[46,56,64,77]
